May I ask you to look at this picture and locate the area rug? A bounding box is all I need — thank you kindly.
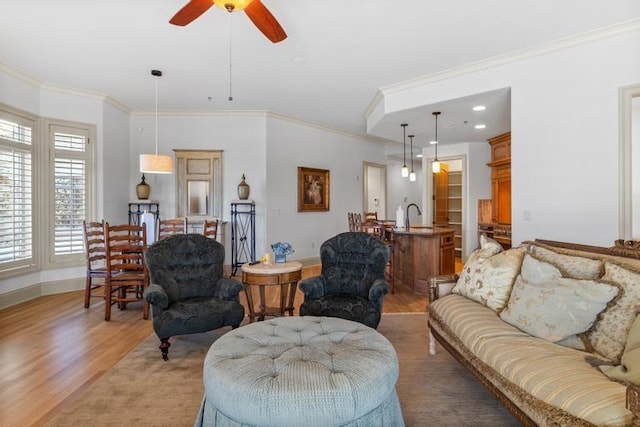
[47,313,518,426]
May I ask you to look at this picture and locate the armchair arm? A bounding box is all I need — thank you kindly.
[216,277,244,300]
[428,274,459,302]
[143,283,169,311]
[298,276,326,300]
[368,279,389,310]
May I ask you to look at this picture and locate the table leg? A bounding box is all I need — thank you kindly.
[244,284,256,323]
[258,285,267,321]
[279,283,288,316]
[286,282,297,316]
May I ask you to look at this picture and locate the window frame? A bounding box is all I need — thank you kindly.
[0,105,38,277]
[43,119,96,269]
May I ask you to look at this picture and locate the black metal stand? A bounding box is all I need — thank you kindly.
[128,201,160,226]
[231,201,255,275]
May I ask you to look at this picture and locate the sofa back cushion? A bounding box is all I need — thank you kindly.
[529,245,604,280]
[500,255,619,342]
[586,262,640,364]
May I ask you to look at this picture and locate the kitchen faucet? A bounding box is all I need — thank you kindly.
[405,203,422,229]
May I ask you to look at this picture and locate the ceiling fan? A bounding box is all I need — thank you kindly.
[170,0,287,43]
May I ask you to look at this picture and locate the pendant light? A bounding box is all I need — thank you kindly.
[431,112,441,174]
[140,70,173,174]
[401,123,409,178]
[409,134,416,182]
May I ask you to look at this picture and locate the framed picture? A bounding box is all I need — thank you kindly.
[298,167,330,212]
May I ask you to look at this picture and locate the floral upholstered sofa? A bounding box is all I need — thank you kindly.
[428,237,640,426]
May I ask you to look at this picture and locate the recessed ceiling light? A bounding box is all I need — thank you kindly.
[474,124,486,129]
[429,140,438,145]
[416,154,423,158]
[473,105,486,111]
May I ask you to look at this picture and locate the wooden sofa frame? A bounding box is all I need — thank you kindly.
[428,238,640,426]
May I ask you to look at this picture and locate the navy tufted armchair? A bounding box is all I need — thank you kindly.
[144,234,245,360]
[298,232,390,328]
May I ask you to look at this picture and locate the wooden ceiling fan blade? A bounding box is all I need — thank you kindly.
[244,1,287,43]
[170,0,215,26]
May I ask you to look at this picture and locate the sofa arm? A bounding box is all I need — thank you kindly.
[368,279,389,309]
[627,384,640,424]
[298,276,326,300]
[144,283,169,311]
[429,274,459,302]
[216,277,244,300]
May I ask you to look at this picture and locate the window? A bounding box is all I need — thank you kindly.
[46,122,95,266]
[0,103,96,277]
[0,110,35,273]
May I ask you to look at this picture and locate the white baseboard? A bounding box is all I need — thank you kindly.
[0,277,84,310]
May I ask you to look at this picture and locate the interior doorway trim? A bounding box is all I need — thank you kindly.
[362,161,387,220]
[425,154,468,257]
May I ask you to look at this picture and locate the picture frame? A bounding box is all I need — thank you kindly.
[298,167,330,212]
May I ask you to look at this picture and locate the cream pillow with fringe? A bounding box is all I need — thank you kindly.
[587,262,640,364]
[500,255,618,342]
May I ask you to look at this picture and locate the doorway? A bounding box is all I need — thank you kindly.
[429,157,464,259]
[363,162,387,220]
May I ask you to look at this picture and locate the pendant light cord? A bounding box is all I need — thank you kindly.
[228,14,233,101]
[410,135,414,170]
[154,76,158,155]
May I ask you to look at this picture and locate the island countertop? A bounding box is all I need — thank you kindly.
[393,226,455,236]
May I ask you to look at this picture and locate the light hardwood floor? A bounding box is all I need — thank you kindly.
[0,264,438,427]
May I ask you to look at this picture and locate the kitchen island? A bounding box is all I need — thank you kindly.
[393,227,455,295]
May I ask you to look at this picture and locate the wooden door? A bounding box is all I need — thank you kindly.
[433,164,449,227]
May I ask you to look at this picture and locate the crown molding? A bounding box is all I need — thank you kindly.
[129,109,391,144]
[0,62,131,113]
[378,18,640,97]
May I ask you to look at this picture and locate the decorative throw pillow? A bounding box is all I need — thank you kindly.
[600,314,640,385]
[499,255,619,342]
[529,245,604,280]
[586,262,640,364]
[452,247,525,312]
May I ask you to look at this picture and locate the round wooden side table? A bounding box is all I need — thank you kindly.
[241,261,303,322]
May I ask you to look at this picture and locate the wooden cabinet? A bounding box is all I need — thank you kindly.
[487,132,511,225]
[393,229,455,294]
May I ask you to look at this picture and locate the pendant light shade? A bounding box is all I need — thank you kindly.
[431,112,441,174]
[408,134,416,182]
[140,69,173,174]
[401,123,409,178]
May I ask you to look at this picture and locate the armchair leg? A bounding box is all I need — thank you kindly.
[160,339,171,361]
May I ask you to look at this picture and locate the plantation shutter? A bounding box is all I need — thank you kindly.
[52,127,89,257]
[0,116,34,268]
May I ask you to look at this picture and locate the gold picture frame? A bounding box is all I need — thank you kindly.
[298,167,330,212]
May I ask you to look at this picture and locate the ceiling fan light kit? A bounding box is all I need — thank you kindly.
[170,0,287,43]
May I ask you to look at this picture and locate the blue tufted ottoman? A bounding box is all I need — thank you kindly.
[195,316,404,427]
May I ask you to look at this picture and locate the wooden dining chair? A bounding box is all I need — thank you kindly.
[364,211,378,222]
[103,222,149,321]
[157,217,188,240]
[202,219,219,240]
[82,220,107,308]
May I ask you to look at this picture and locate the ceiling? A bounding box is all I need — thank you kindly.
[1,1,638,152]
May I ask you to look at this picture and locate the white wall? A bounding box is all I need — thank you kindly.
[265,117,387,259]
[386,158,423,222]
[379,28,640,247]
[129,112,268,259]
